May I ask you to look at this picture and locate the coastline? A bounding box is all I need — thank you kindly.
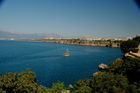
[35,38,122,48]
[0,39,122,48]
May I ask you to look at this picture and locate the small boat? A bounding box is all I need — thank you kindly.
[64,49,70,57]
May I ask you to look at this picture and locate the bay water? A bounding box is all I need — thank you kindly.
[0,40,122,86]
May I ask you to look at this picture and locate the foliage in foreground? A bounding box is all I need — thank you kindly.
[74,57,140,93]
[0,69,66,93]
[0,57,140,93]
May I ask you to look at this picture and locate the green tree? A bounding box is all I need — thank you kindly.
[90,72,128,93]
[50,82,66,93]
[0,69,45,93]
[15,69,38,93]
[132,36,140,42]
[0,72,17,92]
[37,85,51,93]
[120,40,139,53]
[120,36,140,53]
[73,86,92,93]
[74,80,92,93]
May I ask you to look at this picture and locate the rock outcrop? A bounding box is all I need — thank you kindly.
[98,63,108,70]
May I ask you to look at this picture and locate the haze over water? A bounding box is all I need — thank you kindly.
[0,40,122,86]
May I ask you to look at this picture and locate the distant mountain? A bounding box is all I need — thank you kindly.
[0,31,62,39]
[0,31,16,38]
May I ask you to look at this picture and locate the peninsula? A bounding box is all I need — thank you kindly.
[36,38,123,48]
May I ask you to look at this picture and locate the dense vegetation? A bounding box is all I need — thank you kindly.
[0,36,140,93]
[73,57,140,93]
[1,57,139,93]
[120,36,140,53]
[0,69,67,93]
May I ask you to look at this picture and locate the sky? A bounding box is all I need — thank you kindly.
[0,0,140,38]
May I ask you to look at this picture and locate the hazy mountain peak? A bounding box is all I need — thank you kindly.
[0,31,62,39]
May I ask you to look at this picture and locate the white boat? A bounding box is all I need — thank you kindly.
[64,49,70,57]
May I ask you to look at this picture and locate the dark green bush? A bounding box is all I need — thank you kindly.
[120,40,139,53]
[128,48,139,53]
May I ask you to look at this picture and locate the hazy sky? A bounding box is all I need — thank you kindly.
[0,0,140,38]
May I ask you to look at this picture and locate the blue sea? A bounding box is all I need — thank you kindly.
[0,40,122,86]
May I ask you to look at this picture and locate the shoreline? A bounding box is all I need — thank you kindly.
[0,39,121,48]
[35,39,122,48]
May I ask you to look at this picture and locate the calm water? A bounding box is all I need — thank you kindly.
[0,40,122,86]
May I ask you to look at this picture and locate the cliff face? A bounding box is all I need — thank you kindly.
[38,39,121,48]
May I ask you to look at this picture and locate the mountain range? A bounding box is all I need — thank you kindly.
[0,31,62,39]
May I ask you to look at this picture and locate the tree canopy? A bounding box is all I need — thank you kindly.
[120,36,140,53]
